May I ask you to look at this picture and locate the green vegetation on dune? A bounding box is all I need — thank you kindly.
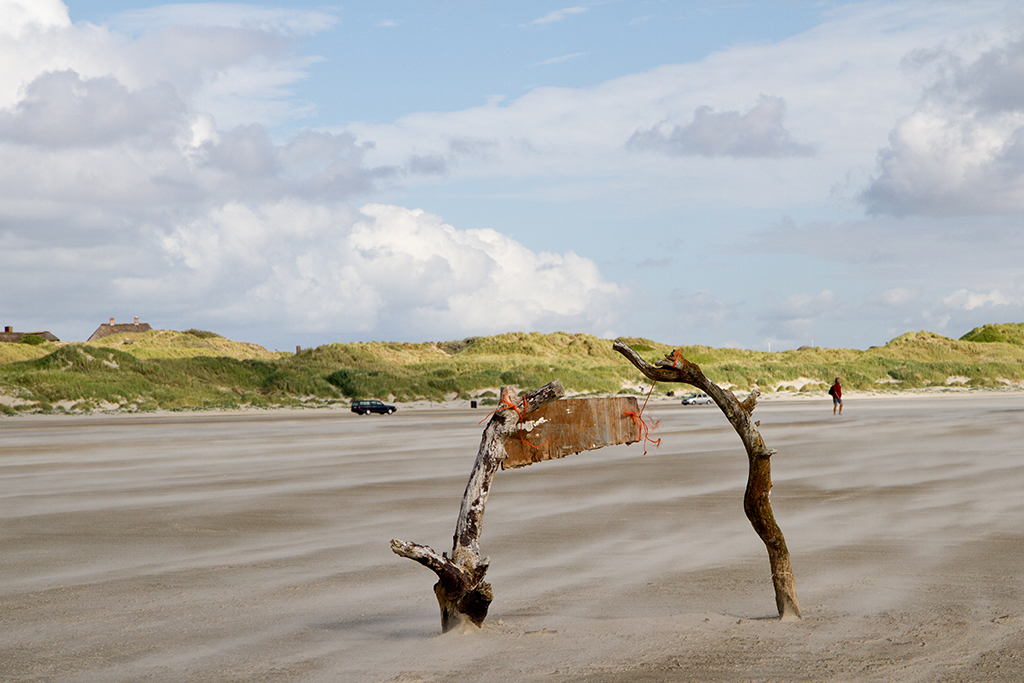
[960,322,1024,346]
[1,325,1023,414]
[0,340,58,364]
[0,345,284,414]
[90,328,283,360]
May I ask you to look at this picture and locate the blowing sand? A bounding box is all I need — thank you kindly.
[2,394,1022,682]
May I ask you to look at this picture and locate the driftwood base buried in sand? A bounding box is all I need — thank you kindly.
[392,382,564,632]
[391,382,646,632]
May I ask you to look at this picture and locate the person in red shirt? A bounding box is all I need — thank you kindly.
[829,377,843,415]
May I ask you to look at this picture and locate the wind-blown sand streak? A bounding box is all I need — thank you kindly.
[1,395,1022,682]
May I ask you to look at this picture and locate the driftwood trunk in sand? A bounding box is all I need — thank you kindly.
[613,341,802,621]
[391,381,566,632]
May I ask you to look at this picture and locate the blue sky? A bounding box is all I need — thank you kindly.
[2,1,1024,351]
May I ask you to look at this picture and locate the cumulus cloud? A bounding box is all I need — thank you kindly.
[340,5,1002,214]
[916,286,1024,336]
[5,0,1016,350]
[0,70,185,147]
[868,287,919,309]
[0,0,69,37]
[0,6,384,217]
[862,35,1024,215]
[0,77,380,218]
[153,203,627,337]
[0,0,628,342]
[940,288,1020,311]
[627,95,816,158]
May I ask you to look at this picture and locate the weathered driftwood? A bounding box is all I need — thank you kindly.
[612,341,801,620]
[391,380,566,632]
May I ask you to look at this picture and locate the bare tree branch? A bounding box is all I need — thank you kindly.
[613,342,801,620]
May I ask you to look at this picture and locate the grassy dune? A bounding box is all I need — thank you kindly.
[1,325,1023,414]
[90,328,284,361]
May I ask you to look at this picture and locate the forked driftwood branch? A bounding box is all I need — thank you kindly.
[391,380,566,632]
[612,341,802,620]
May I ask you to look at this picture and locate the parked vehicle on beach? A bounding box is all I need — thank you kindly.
[351,399,396,415]
[681,392,713,405]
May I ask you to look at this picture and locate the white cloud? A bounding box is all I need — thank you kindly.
[2,0,1020,349]
[0,69,185,147]
[940,288,1019,311]
[535,52,588,67]
[871,287,919,308]
[911,286,1024,337]
[0,0,69,38]
[862,34,1024,215]
[628,95,816,158]
[110,3,339,36]
[0,1,629,344]
[342,3,997,211]
[0,3,331,131]
[524,7,588,27]
[0,70,380,216]
[154,202,627,336]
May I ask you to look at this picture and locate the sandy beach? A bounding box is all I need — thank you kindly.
[2,394,1022,682]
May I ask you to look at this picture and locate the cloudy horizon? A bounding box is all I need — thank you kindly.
[1,0,1023,352]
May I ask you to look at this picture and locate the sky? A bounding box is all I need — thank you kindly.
[2,1,1024,352]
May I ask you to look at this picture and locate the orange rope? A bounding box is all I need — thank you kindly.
[478,392,522,425]
[622,349,683,455]
[625,381,661,456]
[478,392,547,451]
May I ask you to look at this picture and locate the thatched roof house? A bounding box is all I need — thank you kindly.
[0,326,60,343]
[87,317,152,342]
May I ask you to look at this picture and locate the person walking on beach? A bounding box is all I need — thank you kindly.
[828,377,842,415]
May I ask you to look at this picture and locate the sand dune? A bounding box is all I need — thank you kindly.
[2,395,1023,681]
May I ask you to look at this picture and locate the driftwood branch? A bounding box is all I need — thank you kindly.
[613,342,801,620]
[392,380,566,632]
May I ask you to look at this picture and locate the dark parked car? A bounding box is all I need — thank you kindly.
[351,399,396,415]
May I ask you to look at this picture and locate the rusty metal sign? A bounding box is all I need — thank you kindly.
[502,396,642,469]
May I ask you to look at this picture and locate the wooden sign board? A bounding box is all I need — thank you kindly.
[502,396,642,470]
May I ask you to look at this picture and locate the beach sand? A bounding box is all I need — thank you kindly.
[2,394,1022,682]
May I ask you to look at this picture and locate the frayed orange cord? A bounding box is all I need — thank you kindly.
[625,381,661,456]
[623,349,684,455]
[478,392,523,425]
[478,392,547,451]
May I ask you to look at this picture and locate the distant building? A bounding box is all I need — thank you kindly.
[0,326,60,343]
[87,317,152,342]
